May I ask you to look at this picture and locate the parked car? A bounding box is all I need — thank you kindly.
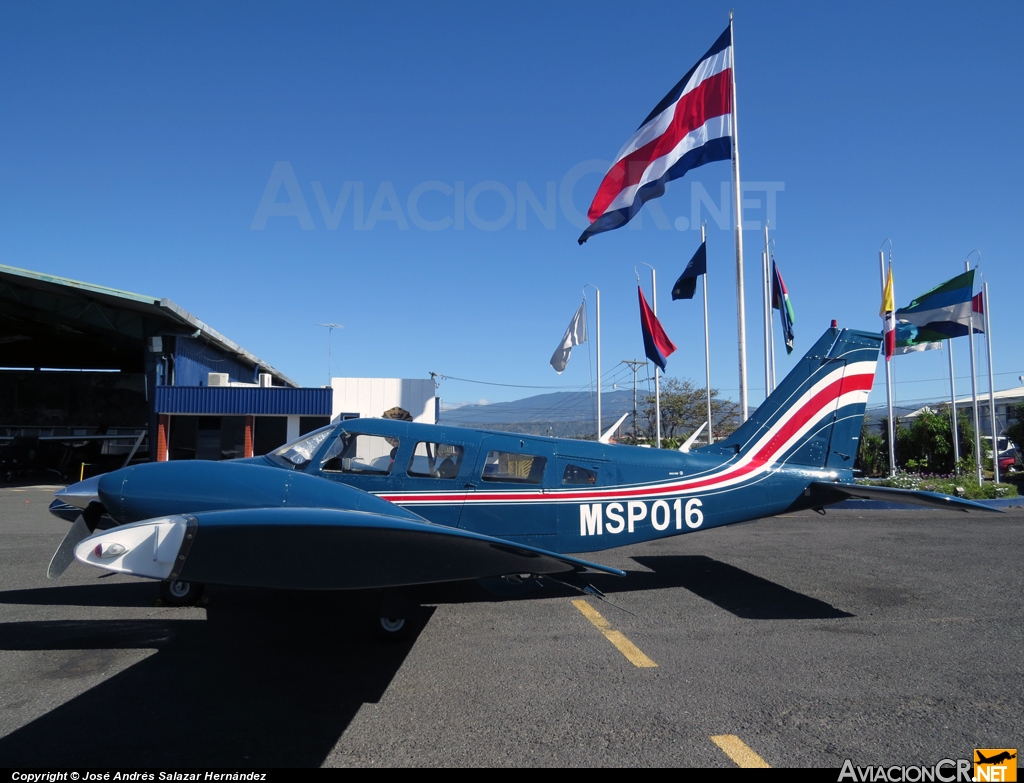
[983,435,1020,473]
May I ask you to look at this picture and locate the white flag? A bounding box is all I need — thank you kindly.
[549,302,587,373]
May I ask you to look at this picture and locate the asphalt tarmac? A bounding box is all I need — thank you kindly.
[0,484,1020,768]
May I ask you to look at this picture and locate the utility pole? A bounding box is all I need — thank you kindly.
[621,359,647,443]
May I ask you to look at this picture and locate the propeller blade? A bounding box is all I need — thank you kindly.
[47,515,92,579]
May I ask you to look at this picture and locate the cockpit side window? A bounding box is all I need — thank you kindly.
[481,451,547,484]
[408,441,464,479]
[321,432,398,475]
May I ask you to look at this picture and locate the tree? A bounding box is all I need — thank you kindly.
[876,406,982,475]
[855,422,886,476]
[638,378,739,446]
[900,408,954,473]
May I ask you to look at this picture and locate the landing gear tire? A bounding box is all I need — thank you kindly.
[375,594,416,642]
[160,579,205,607]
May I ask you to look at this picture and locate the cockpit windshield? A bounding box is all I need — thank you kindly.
[268,425,335,468]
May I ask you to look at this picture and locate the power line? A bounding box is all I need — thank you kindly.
[430,373,589,390]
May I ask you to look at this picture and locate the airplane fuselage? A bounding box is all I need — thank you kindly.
[256,417,847,555]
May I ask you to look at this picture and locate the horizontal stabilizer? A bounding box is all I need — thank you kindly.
[75,507,626,590]
[807,481,1003,513]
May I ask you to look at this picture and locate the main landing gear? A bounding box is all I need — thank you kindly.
[374,592,418,642]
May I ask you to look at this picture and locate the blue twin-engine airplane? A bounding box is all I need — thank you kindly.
[47,326,994,637]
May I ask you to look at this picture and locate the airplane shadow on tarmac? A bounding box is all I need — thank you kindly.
[0,554,849,766]
[623,555,854,620]
[0,584,434,767]
[419,554,855,620]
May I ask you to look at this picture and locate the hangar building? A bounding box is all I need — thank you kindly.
[0,264,331,469]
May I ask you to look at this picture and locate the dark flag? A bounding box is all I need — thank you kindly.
[671,241,707,300]
[771,258,796,354]
[638,287,677,371]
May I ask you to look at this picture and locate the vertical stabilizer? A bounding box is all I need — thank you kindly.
[712,328,880,469]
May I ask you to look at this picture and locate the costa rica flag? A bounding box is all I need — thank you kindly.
[579,26,733,244]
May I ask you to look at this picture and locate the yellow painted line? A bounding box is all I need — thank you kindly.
[571,599,657,668]
[711,735,770,768]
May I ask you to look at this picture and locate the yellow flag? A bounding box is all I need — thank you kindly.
[880,265,894,316]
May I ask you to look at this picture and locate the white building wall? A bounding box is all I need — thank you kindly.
[330,378,436,424]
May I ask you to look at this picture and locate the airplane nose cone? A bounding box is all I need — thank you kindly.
[54,474,103,510]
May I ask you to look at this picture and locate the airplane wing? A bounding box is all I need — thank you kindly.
[807,481,1003,513]
[73,506,626,590]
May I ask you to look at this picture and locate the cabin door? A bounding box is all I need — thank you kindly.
[458,434,557,541]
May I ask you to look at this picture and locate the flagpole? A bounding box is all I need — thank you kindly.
[635,263,662,447]
[983,280,999,485]
[729,11,748,423]
[652,266,661,448]
[762,245,770,403]
[579,285,602,440]
[768,239,776,391]
[597,288,601,440]
[702,222,712,445]
[764,224,775,395]
[966,256,982,484]
[880,242,896,477]
[948,342,960,472]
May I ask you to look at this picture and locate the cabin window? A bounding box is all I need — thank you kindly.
[321,432,398,475]
[408,441,464,478]
[481,451,547,484]
[562,464,597,485]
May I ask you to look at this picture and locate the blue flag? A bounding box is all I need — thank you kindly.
[671,241,707,300]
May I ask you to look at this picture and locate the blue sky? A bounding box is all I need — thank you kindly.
[2,1,1021,418]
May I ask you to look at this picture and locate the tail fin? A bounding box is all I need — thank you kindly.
[714,327,880,469]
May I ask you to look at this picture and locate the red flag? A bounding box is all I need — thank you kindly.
[638,287,677,371]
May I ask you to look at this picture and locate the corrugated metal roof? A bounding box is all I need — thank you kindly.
[0,263,299,387]
[154,386,332,415]
[0,263,160,304]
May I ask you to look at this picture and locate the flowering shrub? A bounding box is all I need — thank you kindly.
[856,473,1018,499]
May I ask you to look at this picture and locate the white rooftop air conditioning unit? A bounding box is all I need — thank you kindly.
[208,373,230,387]
[258,373,273,387]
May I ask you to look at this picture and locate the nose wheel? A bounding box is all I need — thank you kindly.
[160,579,205,606]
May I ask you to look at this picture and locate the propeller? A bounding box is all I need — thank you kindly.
[47,502,104,579]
